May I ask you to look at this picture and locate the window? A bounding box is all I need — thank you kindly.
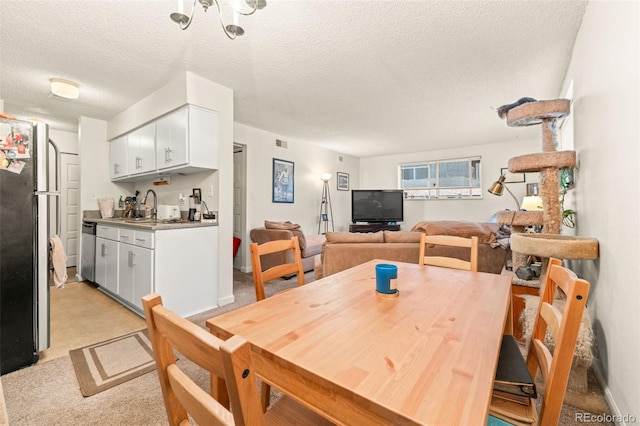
[400,157,482,199]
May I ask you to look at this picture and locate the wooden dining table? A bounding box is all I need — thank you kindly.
[206,259,513,425]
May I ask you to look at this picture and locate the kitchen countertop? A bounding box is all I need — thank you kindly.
[85,217,218,231]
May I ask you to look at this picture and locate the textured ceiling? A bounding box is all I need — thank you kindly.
[0,1,587,158]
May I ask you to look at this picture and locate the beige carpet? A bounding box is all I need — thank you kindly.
[69,330,154,396]
[1,270,613,425]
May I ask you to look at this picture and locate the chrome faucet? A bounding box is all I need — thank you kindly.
[141,189,158,219]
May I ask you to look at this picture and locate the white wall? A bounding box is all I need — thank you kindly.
[234,122,359,272]
[49,129,78,154]
[561,1,640,421]
[360,138,540,228]
[79,116,134,214]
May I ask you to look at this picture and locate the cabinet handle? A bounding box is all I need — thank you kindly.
[128,251,135,267]
[167,148,172,163]
[135,238,146,243]
[114,163,119,175]
[164,147,169,163]
[101,243,106,257]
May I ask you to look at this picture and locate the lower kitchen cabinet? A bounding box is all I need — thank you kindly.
[95,225,120,294]
[118,228,154,311]
[94,223,217,317]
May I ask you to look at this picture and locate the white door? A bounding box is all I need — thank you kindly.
[233,145,247,270]
[61,153,80,267]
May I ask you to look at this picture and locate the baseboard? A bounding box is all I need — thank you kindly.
[218,294,235,306]
[240,265,252,273]
[592,362,632,425]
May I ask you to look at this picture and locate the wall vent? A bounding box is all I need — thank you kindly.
[275,139,288,148]
[337,155,344,163]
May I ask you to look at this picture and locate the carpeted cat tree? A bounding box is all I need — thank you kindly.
[497,98,599,393]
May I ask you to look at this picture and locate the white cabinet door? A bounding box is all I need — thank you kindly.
[118,243,135,303]
[155,107,188,170]
[118,229,154,312]
[110,136,128,179]
[127,122,156,174]
[96,237,119,294]
[132,246,153,310]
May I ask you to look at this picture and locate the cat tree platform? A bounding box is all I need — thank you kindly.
[506,99,570,127]
[509,151,577,173]
[511,234,599,260]
[496,210,544,227]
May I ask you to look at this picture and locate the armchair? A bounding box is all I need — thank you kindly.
[249,221,325,273]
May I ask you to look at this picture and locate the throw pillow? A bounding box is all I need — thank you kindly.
[264,220,301,230]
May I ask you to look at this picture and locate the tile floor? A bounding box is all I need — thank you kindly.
[40,268,146,362]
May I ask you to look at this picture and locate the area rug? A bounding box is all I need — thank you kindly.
[69,329,155,397]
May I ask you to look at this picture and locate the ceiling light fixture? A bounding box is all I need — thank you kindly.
[50,78,80,99]
[170,0,266,40]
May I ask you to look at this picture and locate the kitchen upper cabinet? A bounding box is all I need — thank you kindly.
[110,136,128,180]
[155,104,219,172]
[155,106,188,168]
[126,122,156,174]
[110,104,218,182]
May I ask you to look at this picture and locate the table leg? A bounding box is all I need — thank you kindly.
[211,373,230,409]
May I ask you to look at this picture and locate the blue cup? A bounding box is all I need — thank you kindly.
[375,264,398,294]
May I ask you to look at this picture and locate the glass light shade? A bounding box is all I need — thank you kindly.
[521,196,543,211]
[321,173,332,182]
[50,78,80,99]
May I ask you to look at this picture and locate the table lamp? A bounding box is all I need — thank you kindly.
[521,196,543,211]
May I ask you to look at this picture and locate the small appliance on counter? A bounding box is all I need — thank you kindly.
[157,204,180,220]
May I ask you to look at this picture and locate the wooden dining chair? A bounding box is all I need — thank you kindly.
[250,236,305,302]
[142,293,333,426]
[418,234,479,272]
[487,258,591,425]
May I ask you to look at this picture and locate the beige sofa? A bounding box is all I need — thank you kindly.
[249,221,326,273]
[319,221,509,278]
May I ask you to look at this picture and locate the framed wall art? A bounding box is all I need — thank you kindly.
[500,168,526,183]
[337,172,349,191]
[272,158,295,203]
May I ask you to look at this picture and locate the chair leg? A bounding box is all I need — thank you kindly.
[261,382,271,413]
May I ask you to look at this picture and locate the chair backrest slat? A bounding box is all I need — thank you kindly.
[418,234,479,272]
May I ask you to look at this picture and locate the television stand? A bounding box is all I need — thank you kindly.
[349,223,401,233]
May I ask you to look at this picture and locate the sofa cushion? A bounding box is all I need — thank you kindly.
[411,221,497,245]
[383,231,422,243]
[302,234,326,258]
[325,232,384,243]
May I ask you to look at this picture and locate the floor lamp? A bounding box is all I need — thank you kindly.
[318,173,334,234]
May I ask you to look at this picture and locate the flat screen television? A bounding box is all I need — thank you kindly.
[351,189,404,224]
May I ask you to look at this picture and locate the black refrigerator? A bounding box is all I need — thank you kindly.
[0,118,56,374]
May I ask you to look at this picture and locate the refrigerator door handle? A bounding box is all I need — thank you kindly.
[48,138,62,237]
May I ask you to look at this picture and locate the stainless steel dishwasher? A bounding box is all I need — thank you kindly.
[81,222,97,282]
